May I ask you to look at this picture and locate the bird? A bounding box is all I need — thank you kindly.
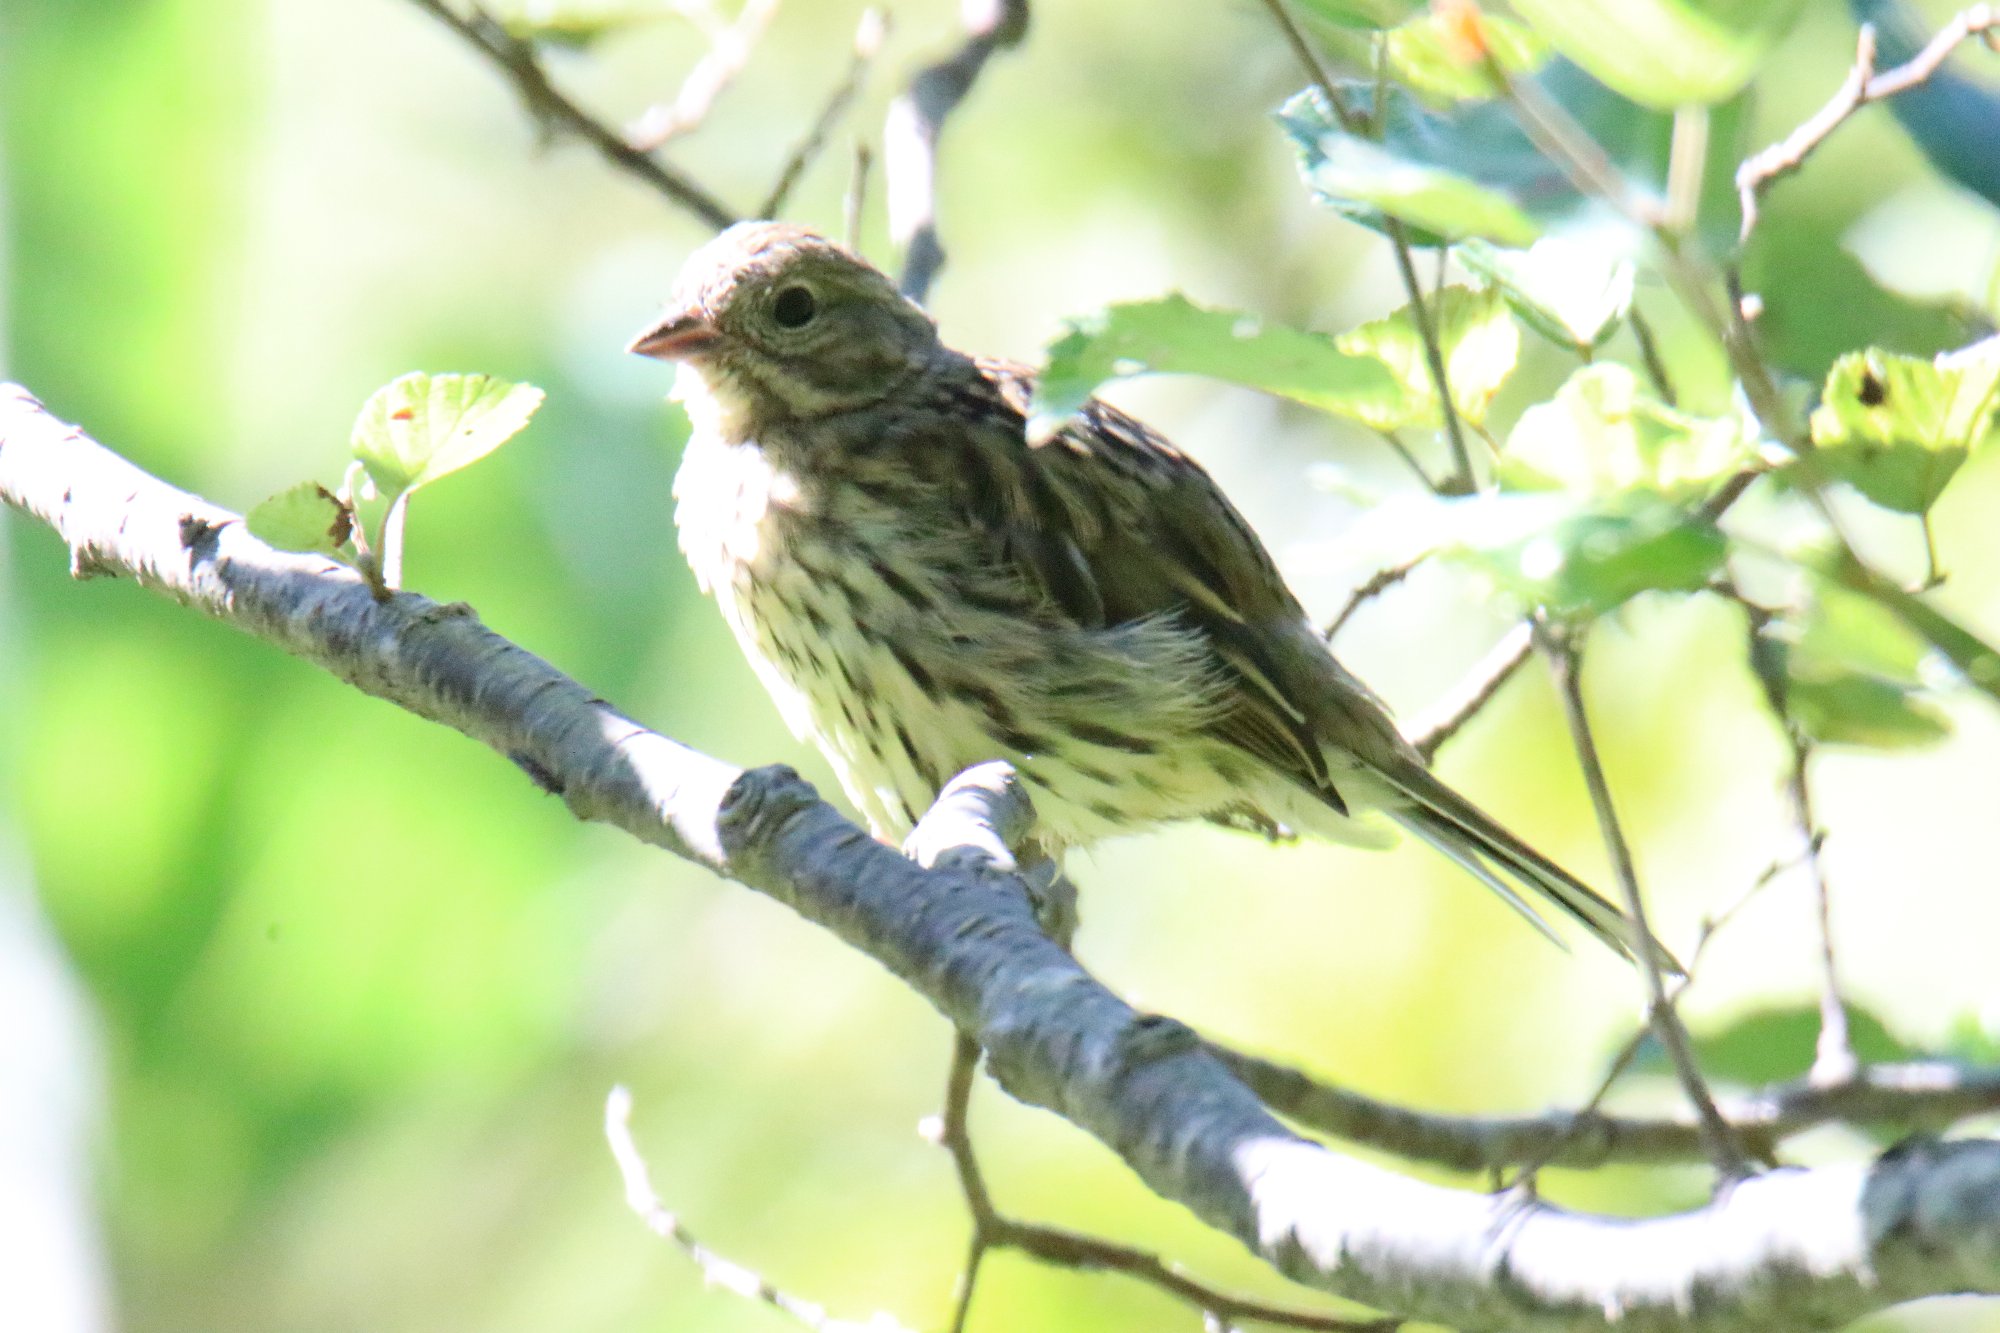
[629,220,1654,966]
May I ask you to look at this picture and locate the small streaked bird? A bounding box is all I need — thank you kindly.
[630,220,1649,965]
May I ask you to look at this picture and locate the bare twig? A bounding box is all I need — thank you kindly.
[628,0,782,150]
[1725,587,1856,1083]
[1626,305,1679,407]
[1540,623,1747,1178]
[607,1086,914,1332]
[843,142,873,250]
[1736,7,2000,244]
[1259,0,1475,494]
[885,0,1031,303]
[1324,557,1424,640]
[760,8,888,218]
[1409,621,1534,761]
[405,0,737,229]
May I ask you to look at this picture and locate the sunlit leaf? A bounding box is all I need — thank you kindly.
[1631,1003,1912,1084]
[1384,11,1549,102]
[1787,671,1950,748]
[1500,363,1759,499]
[1293,0,1424,27]
[1441,491,1728,617]
[1806,338,2000,514]
[352,372,546,499]
[1755,577,1951,748]
[1334,284,1521,429]
[1511,0,1808,107]
[1814,548,2000,701]
[1279,89,1541,246]
[1457,233,1635,349]
[1032,294,1408,432]
[245,481,353,558]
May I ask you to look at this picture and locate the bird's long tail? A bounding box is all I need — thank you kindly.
[1380,764,1681,974]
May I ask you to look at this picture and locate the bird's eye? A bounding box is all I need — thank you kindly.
[771,284,818,330]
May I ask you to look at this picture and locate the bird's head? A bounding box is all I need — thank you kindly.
[628,222,942,433]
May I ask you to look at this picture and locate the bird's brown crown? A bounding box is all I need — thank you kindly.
[631,222,944,427]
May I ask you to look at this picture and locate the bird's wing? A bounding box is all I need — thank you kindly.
[929,357,1416,812]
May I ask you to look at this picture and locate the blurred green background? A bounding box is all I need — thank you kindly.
[3,1,1999,1329]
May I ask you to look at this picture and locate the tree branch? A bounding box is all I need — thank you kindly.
[760,9,887,219]
[13,382,2000,1327]
[1736,6,2000,244]
[884,0,1031,303]
[405,0,738,230]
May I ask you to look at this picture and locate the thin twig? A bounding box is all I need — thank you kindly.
[405,0,737,230]
[1736,7,2000,244]
[760,8,888,218]
[1539,622,1748,1179]
[1626,305,1679,407]
[933,1039,1389,1331]
[628,0,782,150]
[885,0,1031,303]
[1259,0,1475,494]
[607,1087,915,1332]
[1723,585,1856,1084]
[1324,557,1424,640]
[1409,621,1534,762]
[844,142,873,251]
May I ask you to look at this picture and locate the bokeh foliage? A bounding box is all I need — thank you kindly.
[4,1,2000,1331]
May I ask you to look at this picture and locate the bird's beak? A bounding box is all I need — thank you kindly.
[626,308,721,361]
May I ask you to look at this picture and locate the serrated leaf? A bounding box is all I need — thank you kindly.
[351,372,545,498]
[1031,294,1408,431]
[1511,0,1807,107]
[1807,338,2000,514]
[1440,491,1728,617]
[1334,285,1520,429]
[1458,233,1635,349]
[1279,89,1541,246]
[1499,363,1759,500]
[246,481,353,558]
[1384,11,1548,103]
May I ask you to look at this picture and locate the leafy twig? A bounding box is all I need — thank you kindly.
[1258,0,1476,494]
[885,0,1032,303]
[1736,7,2000,244]
[607,1086,913,1333]
[404,0,737,230]
[1539,622,1748,1178]
[760,9,889,218]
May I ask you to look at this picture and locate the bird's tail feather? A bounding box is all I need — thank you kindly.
[1381,768,1681,974]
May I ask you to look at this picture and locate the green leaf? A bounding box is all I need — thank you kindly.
[1334,285,1521,429]
[1384,12,1548,103]
[1457,233,1634,350]
[1753,578,1950,749]
[1031,294,1408,432]
[1499,363,1758,500]
[1510,0,1808,107]
[245,481,353,558]
[1631,1002,1912,1084]
[1786,671,1949,748]
[1441,491,1728,618]
[1806,338,2000,514]
[1293,0,1424,27]
[1815,549,2000,702]
[1279,89,1541,246]
[351,372,546,499]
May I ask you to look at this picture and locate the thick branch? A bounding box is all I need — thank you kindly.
[10,382,2000,1328]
